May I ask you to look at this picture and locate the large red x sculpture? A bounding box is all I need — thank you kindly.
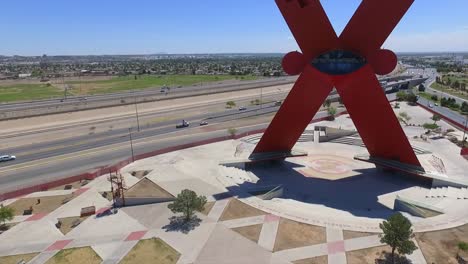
[253,0,421,167]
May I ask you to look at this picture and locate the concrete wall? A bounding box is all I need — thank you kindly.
[114,197,175,207]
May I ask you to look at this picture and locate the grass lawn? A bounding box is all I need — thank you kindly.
[0,74,258,102]
[0,83,64,102]
[120,238,180,264]
[46,247,102,264]
[66,74,258,95]
[430,82,468,101]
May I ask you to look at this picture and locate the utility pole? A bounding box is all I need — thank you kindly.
[129,128,135,162]
[463,114,468,146]
[62,73,68,100]
[133,90,140,132]
[260,87,263,111]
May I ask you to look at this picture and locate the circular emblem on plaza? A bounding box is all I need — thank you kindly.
[308,158,351,174]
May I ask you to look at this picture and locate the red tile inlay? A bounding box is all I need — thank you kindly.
[125,231,148,241]
[264,214,280,222]
[96,207,111,216]
[45,239,73,251]
[25,213,48,221]
[327,240,345,254]
[73,188,90,196]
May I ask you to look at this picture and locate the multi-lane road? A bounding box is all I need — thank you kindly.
[0,74,434,195]
[0,77,298,113]
[0,90,293,193]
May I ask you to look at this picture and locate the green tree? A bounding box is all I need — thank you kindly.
[398,112,411,125]
[380,213,417,264]
[0,205,14,226]
[227,128,237,137]
[226,101,236,108]
[327,106,337,121]
[323,99,332,108]
[423,123,439,130]
[396,91,407,101]
[406,93,418,104]
[418,84,425,92]
[458,241,468,255]
[461,102,468,114]
[432,114,442,124]
[168,189,207,222]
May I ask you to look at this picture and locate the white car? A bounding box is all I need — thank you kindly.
[0,155,16,162]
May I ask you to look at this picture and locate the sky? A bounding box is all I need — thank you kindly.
[1,0,467,56]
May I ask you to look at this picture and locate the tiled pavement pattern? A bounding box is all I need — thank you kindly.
[0,195,428,264]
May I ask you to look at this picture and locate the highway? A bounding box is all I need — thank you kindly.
[0,91,292,193]
[0,77,297,112]
[0,75,424,121]
[406,67,467,105]
[0,74,426,195]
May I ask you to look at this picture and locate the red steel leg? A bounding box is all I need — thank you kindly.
[253,65,333,154]
[333,65,421,166]
[275,0,338,59]
[339,0,414,56]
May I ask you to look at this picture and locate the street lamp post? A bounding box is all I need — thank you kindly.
[463,114,468,146]
[129,128,135,162]
[133,90,140,132]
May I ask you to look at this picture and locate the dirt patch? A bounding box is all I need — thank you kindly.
[120,238,180,264]
[219,199,266,221]
[347,245,391,264]
[200,201,215,216]
[57,216,90,235]
[347,245,412,264]
[343,230,379,240]
[416,224,468,264]
[232,224,263,243]
[273,218,326,252]
[8,194,75,216]
[125,178,174,198]
[0,252,39,264]
[45,247,102,264]
[130,170,153,179]
[292,255,328,264]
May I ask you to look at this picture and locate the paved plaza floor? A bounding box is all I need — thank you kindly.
[1,105,467,263]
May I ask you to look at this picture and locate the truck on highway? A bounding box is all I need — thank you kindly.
[176,120,190,128]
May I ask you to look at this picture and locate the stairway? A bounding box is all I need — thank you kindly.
[329,136,365,147]
[330,135,431,155]
[219,166,256,185]
[426,187,468,199]
[241,130,315,144]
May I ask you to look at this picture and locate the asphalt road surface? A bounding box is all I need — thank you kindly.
[0,91,412,195]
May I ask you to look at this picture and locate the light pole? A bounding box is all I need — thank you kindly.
[260,87,263,112]
[463,114,468,146]
[133,90,140,132]
[129,128,135,162]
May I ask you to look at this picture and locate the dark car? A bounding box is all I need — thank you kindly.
[200,121,208,126]
[176,120,190,128]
